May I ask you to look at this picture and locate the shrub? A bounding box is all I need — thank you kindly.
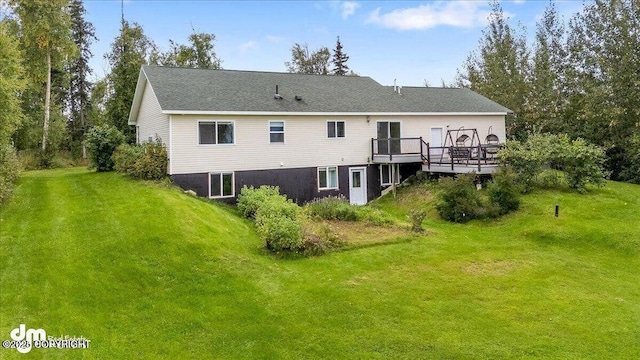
[85,125,125,171]
[355,206,393,226]
[435,174,483,223]
[255,197,302,252]
[113,143,143,176]
[499,133,606,193]
[409,209,427,232]
[0,144,20,205]
[558,137,606,192]
[112,139,168,180]
[237,185,282,219]
[487,167,521,215]
[301,223,342,256]
[305,195,358,221]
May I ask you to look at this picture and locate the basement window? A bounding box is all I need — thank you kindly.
[210,172,234,198]
[318,166,338,190]
[380,164,399,186]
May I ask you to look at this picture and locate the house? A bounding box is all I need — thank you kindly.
[128,66,511,205]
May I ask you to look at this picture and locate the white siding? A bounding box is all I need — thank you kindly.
[169,114,505,175]
[136,82,169,144]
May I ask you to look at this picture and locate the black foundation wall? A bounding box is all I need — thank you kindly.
[172,164,381,204]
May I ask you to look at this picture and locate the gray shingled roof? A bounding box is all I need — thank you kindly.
[141,65,511,114]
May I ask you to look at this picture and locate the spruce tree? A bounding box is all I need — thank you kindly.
[331,36,350,75]
[67,0,97,157]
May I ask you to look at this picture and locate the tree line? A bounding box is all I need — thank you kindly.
[1,0,638,205]
[457,0,639,183]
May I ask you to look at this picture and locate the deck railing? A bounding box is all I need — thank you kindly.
[371,137,503,172]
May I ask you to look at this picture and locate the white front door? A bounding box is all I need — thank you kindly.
[348,167,367,205]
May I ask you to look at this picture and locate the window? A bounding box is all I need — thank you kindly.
[199,121,234,145]
[380,164,399,186]
[210,172,234,198]
[318,166,338,190]
[327,121,345,138]
[269,121,285,143]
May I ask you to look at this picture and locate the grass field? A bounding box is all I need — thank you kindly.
[1,168,639,359]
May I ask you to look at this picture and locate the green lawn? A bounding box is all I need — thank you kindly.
[1,168,639,359]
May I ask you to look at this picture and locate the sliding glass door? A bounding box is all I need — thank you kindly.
[377,121,401,155]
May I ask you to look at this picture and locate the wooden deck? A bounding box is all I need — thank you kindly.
[371,137,502,174]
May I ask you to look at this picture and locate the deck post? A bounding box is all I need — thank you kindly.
[478,144,481,172]
[450,146,454,171]
[371,138,374,162]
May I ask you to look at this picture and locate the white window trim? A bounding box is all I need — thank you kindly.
[380,164,399,186]
[327,120,346,139]
[197,120,236,146]
[208,171,235,198]
[318,166,339,190]
[268,120,286,144]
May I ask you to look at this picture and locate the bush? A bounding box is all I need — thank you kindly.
[499,133,606,193]
[237,185,282,219]
[0,144,20,205]
[301,223,342,256]
[85,125,125,171]
[435,174,483,223]
[487,167,521,215]
[112,143,143,176]
[255,197,302,252]
[409,209,427,232]
[355,206,393,226]
[112,139,168,180]
[305,195,358,221]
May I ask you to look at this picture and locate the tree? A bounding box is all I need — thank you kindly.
[563,0,640,181]
[525,1,567,135]
[67,0,96,158]
[104,20,157,141]
[10,0,74,152]
[0,19,24,144]
[331,36,350,75]
[285,43,330,75]
[161,31,222,69]
[0,20,24,203]
[456,1,529,140]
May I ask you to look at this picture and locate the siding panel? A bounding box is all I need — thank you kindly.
[136,82,169,144]
[170,114,505,175]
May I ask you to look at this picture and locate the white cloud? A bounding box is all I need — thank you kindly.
[514,0,526,4]
[366,1,493,30]
[238,41,257,52]
[341,1,360,19]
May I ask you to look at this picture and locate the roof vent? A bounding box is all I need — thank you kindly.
[295,96,303,101]
[274,85,283,100]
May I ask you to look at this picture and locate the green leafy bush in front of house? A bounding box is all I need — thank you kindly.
[435,174,483,223]
[112,139,168,180]
[255,196,303,252]
[85,125,125,172]
[487,166,521,215]
[305,195,358,221]
[237,185,282,219]
[113,143,143,175]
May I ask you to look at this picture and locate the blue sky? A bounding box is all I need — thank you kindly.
[84,0,584,87]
